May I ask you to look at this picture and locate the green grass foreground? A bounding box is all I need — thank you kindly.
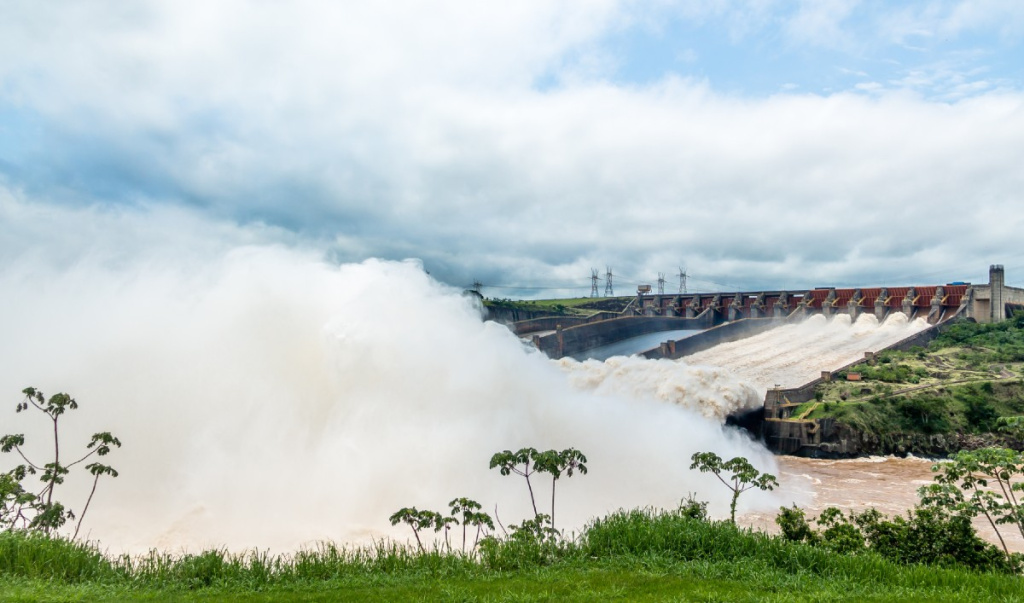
[2,509,1021,602]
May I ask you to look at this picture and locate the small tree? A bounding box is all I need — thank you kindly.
[0,387,121,537]
[465,510,495,549]
[689,451,778,524]
[997,416,1024,440]
[532,448,587,531]
[448,497,494,552]
[433,513,459,553]
[920,446,1024,559]
[489,448,540,516]
[388,507,442,553]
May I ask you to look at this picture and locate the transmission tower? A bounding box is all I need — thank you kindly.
[604,266,614,297]
[677,267,688,294]
[657,272,666,295]
[590,269,599,297]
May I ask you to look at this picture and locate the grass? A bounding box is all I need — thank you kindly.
[484,296,633,317]
[2,510,1022,602]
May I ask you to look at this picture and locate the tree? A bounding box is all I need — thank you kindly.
[689,451,778,524]
[532,448,587,531]
[489,448,540,516]
[433,513,459,553]
[388,507,442,553]
[920,446,1024,559]
[0,387,121,537]
[448,497,493,552]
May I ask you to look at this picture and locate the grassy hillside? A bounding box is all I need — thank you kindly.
[484,296,633,317]
[793,315,1024,445]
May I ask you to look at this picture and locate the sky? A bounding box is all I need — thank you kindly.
[2,1,1023,297]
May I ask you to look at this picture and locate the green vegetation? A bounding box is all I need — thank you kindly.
[798,316,1024,445]
[920,446,1024,560]
[1,388,121,538]
[483,296,633,317]
[3,506,1023,601]
[4,389,1023,601]
[689,451,778,524]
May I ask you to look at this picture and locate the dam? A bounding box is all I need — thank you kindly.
[508,265,1024,456]
[514,265,1024,361]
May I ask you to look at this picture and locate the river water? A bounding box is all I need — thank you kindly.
[567,313,1023,553]
[740,455,1024,553]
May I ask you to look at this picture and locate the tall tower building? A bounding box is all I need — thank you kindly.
[990,264,1005,322]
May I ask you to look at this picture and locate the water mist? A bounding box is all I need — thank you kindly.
[0,211,776,551]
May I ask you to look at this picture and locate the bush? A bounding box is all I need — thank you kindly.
[964,396,999,432]
[896,396,951,434]
[856,506,1014,573]
[775,504,1015,574]
[776,505,818,545]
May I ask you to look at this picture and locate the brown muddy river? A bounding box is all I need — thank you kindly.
[740,455,1024,553]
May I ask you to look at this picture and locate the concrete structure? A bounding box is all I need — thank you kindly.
[507,266,1024,457]
[964,265,1024,323]
[758,294,1009,456]
[530,316,710,359]
[516,266,1024,362]
[629,266,1024,325]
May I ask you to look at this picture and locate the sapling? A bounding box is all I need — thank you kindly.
[920,446,1024,559]
[448,497,494,552]
[489,447,540,516]
[434,513,458,553]
[388,507,442,553]
[532,448,587,531]
[689,451,778,524]
[0,387,121,537]
[466,510,495,548]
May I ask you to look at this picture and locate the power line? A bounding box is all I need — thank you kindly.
[678,267,688,294]
[590,268,599,297]
[605,266,614,297]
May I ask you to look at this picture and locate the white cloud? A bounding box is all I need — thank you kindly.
[783,0,860,49]
[1,1,1023,292]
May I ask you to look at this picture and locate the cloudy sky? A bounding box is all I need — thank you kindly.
[2,1,1023,297]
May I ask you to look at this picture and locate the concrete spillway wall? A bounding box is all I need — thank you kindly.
[640,318,783,360]
[510,312,620,336]
[532,316,709,359]
[760,311,964,455]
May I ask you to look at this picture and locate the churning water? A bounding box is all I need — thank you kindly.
[0,238,776,552]
[0,202,963,553]
[684,313,931,398]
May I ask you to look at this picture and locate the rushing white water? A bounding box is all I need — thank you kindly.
[558,356,763,420]
[683,313,931,398]
[0,201,948,554]
[556,313,930,417]
[0,206,778,552]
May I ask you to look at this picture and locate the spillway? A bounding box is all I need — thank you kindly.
[557,313,929,418]
[682,313,930,398]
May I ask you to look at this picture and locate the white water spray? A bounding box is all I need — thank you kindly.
[683,313,930,398]
[0,205,777,552]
